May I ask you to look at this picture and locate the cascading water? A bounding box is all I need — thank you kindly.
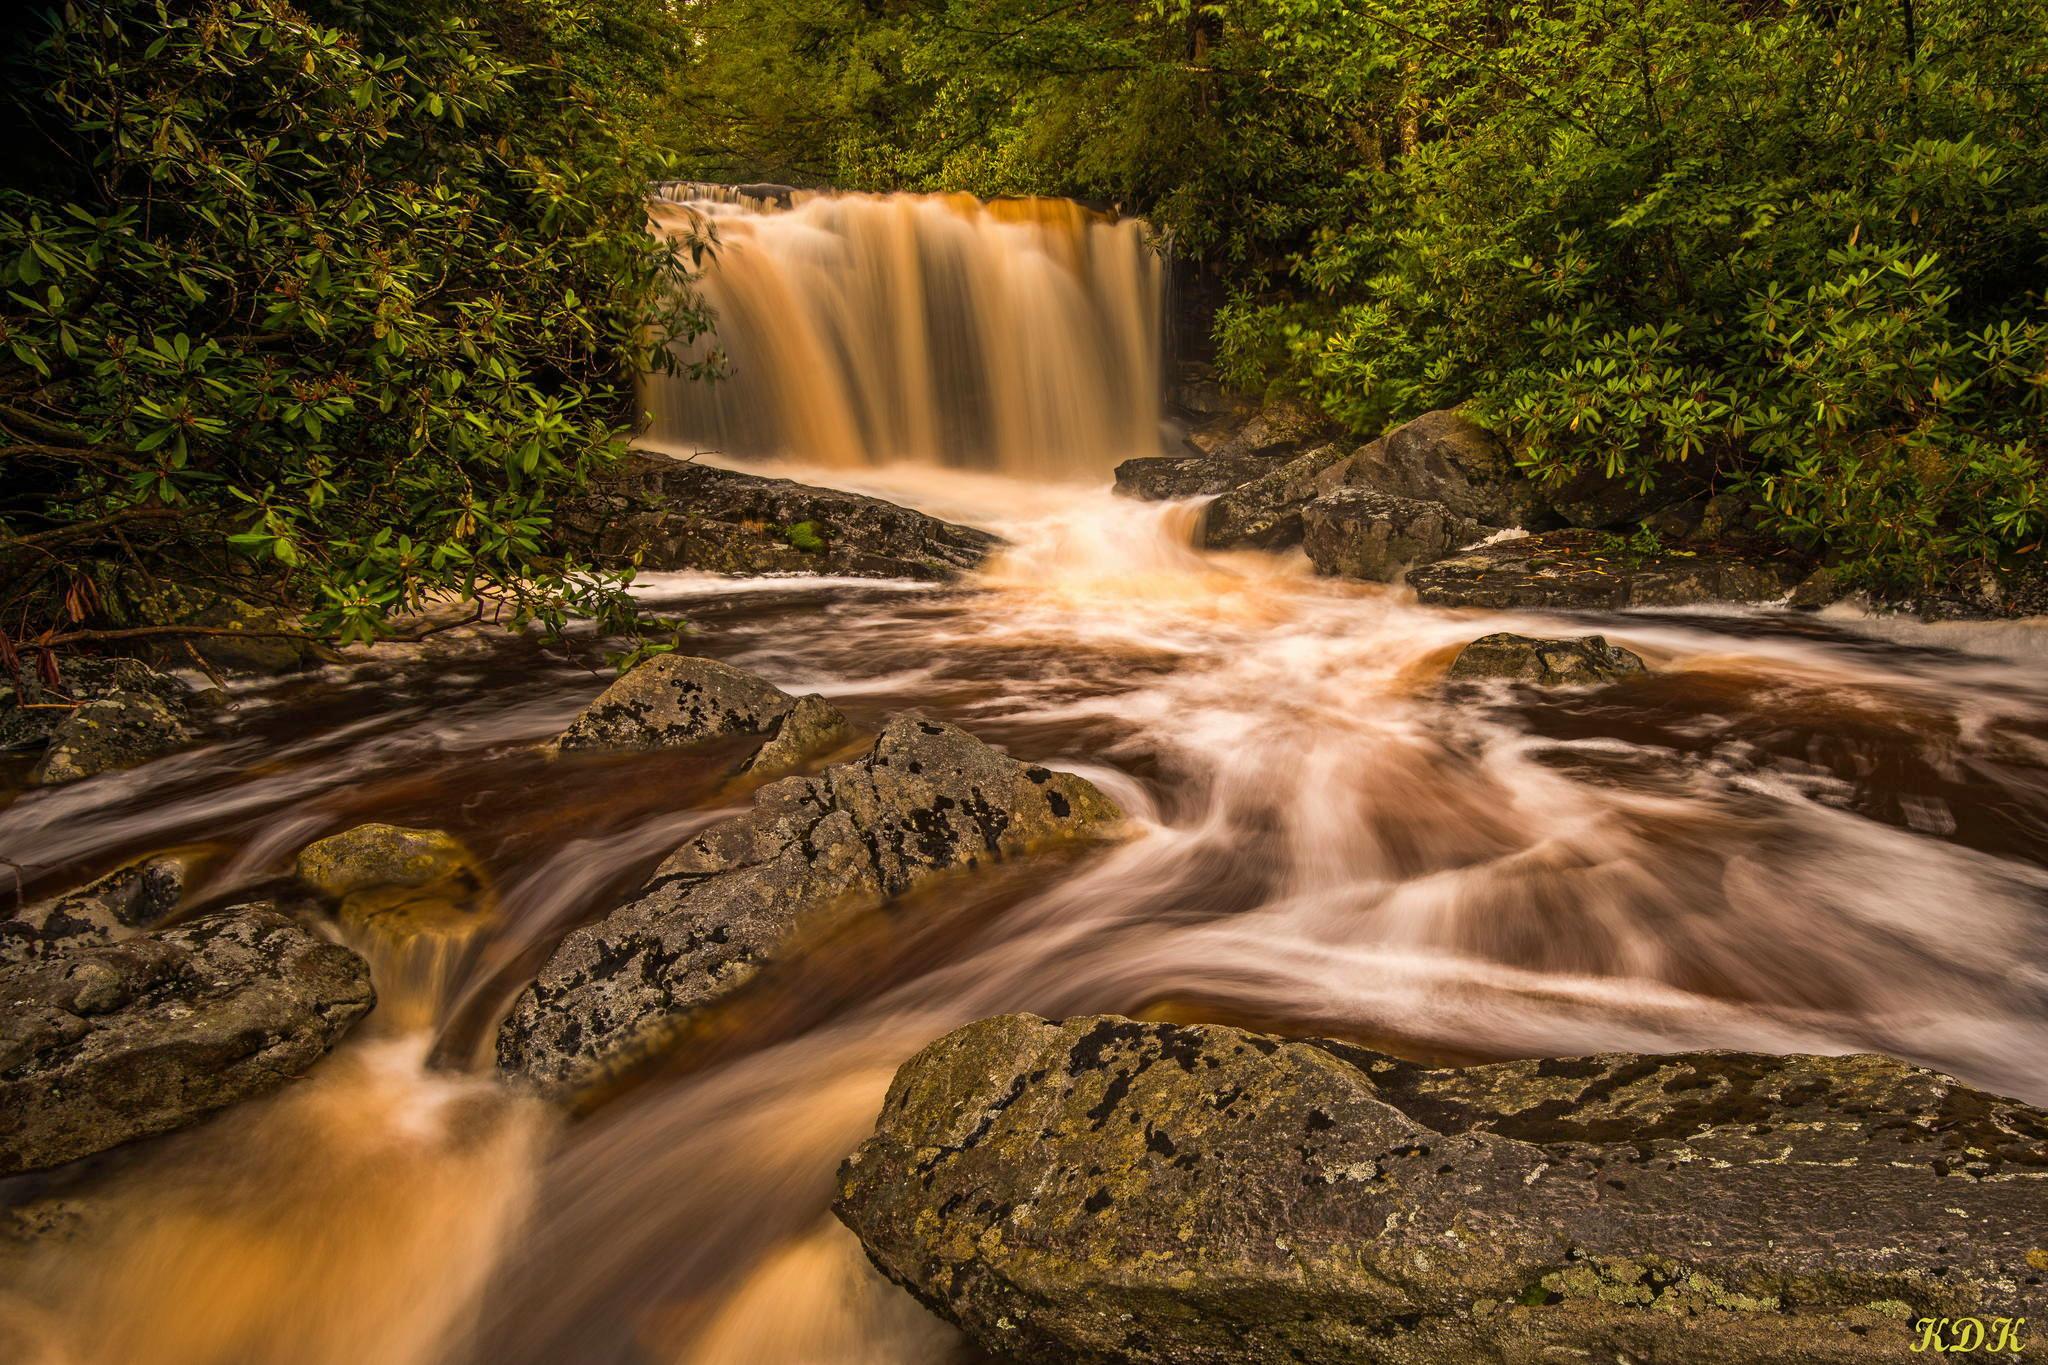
[5,192,2048,1365]
[641,184,1165,478]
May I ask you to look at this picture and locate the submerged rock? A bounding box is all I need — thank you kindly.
[0,905,374,1175]
[1201,443,1353,551]
[1301,488,1487,581]
[498,717,1122,1096]
[1446,632,1648,686]
[1,849,206,964]
[557,453,1000,581]
[1344,409,1552,530]
[837,1013,2048,1365]
[295,823,477,900]
[1407,529,1803,610]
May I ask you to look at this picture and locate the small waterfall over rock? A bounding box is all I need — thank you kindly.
[642,184,1165,480]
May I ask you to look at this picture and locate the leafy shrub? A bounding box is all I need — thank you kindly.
[0,0,708,647]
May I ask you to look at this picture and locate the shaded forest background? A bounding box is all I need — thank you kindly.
[3,0,2045,653]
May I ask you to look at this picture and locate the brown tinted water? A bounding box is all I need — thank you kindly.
[3,468,2046,1363]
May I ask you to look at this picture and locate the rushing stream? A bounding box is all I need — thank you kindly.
[4,191,2048,1364]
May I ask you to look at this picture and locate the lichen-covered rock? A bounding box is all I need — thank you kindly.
[557,454,1000,581]
[28,689,197,787]
[1201,443,1354,551]
[555,654,805,755]
[1446,633,1648,686]
[498,718,1122,1096]
[0,849,206,964]
[1112,454,1292,502]
[1301,489,1487,582]
[130,584,327,674]
[1407,529,1804,610]
[1344,409,1553,530]
[7,658,209,786]
[0,905,375,1174]
[1183,394,1334,462]
[295,823,477,900]
[739,692,853,778]
[836,1014,2048,1365]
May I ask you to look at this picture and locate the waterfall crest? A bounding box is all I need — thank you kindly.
[642,185,1164,480]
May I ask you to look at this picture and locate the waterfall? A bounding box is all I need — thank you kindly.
[642,184,1165,480]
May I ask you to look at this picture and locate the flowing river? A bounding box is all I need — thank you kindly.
[2,192,2047,1364]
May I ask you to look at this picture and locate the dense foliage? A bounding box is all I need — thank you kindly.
[0,0,707,649]
[681,0,2048,595]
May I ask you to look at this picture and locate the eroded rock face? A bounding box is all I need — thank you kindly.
[1201,443,1354,551]
[1407,530,1804,610]
[1183,395,1334,462]
[0,905,375,1174]
[1446,633,1648,687]
[1,850,204,964]
[498,718,1122,1096]
[1345,409,1552,530]
[1301,489,1487,582]
[836,1014,2048,1365]
[557,454,1000,581]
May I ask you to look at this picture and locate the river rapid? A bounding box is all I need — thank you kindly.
[2,461,2046,1364]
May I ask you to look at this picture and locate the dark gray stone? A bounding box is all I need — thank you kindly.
[836,1013,2048,1365]
[0,905,375,1174]
[1302,489,1488,581]
[1112,454,1291,502]
[558,454,1000,581]
[2,658,198,756]
[1407,530,1804,610]
[1201,443,1354,551]
[0,850,203,965]
[498,718,1122,1096]
[1345,409,1552,529]
[1446,632,1648,686]
[28,689,197,787]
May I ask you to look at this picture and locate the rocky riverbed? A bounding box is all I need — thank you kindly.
[4,455,2048,1364]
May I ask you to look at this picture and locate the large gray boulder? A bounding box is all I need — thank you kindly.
[498,718,1122,1096]
[0,905,375,1174]
[1345,409,1553,530]
[1407,529,1804,610]
[0,849,204,965]
[1301,489,1487,581]
[837,1014,2048,1365]
[1446,633,1648,687]
[1201,443,1354,551]
[553,654,850,773]
[557,454,1000,581]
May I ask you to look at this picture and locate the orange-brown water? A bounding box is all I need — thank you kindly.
[4,476,2047,1364]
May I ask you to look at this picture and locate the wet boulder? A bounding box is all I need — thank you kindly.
[1446,632,1648,686]
[0,904,375,1174]
[1301,488,1488,582]
[0,849,207,965]
[498,717,1122,1096]
[1407,529,1804,610]
[1200,443,1354,551]
[836,1013,2048,1365]
[553,654,852,774]
[1112,453,1293,502]
[295,823,476,900]
[556,454,1000,581]
[1344,409,1553,530]
[1182,394,1334,462]
[5,659,211,786]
